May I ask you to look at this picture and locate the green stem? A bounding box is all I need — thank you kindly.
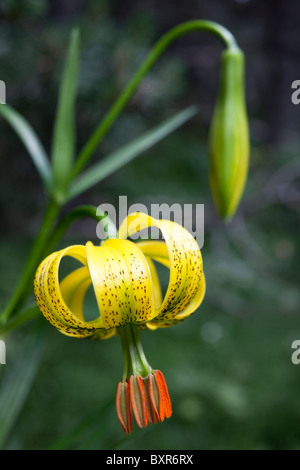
[46,205,117,254]
[119,324,152,380]
[0,198,61,325]
[72,20,239,177]
[0,304,40,337]
[120,325,132,382]
[131,325,152,375]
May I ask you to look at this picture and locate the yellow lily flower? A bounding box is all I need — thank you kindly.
[34,212,205,433]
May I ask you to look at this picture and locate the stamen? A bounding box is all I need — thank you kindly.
[147,373,160,422]
[144,376,159,424]
[129,375,148,428]
[116,380,132,434]
[154,370,172,420]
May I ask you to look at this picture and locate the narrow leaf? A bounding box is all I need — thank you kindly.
[0,329,43,448]
[0,104,51,189]
[51,28,79,195]
[67,106,198,200]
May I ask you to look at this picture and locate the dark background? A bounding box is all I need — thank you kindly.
[0,0,300,450]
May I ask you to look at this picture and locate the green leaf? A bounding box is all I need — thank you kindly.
[0,305,40,336]
[0,104,51,189]
[0,328,43,448]
[67,106,198,200]
[51,28,79,197]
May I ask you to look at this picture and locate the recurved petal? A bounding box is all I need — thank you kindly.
[59,266,91,322]
[144,257,162,311]
[34,245,113,338]
[85,239,156,328]
[119,213,205,327]
[145,269,206,330]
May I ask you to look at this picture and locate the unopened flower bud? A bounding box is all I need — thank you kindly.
[209,47,249,220]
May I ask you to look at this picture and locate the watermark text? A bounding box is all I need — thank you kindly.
[96,196,204,247]
[291,80,300,105]
[291,340,300,365]
[0,80,6,104]
[0,340,6,365]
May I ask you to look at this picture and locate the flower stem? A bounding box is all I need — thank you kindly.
[119,324,152,380]
[46,205,117,253]
[120,325,132,382]
[72,20,239,177]
[0,304,40,337]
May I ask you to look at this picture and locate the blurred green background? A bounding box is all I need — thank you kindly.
[0,0,300,450]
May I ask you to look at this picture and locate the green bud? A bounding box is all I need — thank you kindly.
[208,48,249,220]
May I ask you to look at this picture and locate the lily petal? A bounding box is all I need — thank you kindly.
[119,213,205,327]
[60,266,91,322]
[143,257,162,311]
[85,239,156,328]
[34,245,113,338]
